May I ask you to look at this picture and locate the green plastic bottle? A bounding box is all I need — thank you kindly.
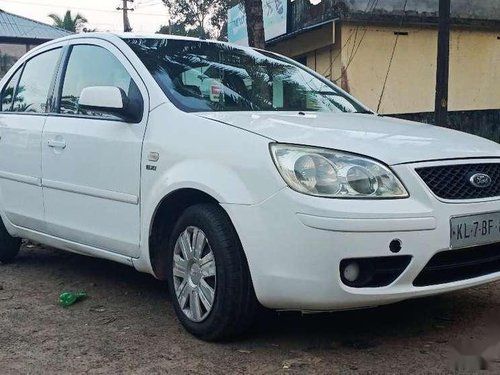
[59,291,88,307]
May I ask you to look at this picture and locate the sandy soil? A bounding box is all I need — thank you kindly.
[2,242,500,374]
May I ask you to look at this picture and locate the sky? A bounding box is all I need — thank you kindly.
[0,0,170,33]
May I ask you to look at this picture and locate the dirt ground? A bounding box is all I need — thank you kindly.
[2,243,500,374]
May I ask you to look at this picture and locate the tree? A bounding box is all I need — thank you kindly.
[157,23,205,38]
[244,0,265,48]
[162,0,227,39]
[48,10,88,32]
[211,0,238,40]
[0,52,16,77]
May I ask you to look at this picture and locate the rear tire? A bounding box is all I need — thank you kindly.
[166,203,257,341]
[0,218,21,264]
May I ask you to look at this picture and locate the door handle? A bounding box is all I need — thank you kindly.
[47,139,66,149]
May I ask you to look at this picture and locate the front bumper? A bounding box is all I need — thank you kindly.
[222,159,500,311]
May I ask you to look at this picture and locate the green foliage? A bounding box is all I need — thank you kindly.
[0,52,16,78]
[162,0,235,39]
[3,85,32,112]
[48,10,88,32]
[157,23,205,38]
[212,0,240,40]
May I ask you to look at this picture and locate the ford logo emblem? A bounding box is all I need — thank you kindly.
[469,173,492,188]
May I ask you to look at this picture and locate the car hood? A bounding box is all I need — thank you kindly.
[196,112,500,165]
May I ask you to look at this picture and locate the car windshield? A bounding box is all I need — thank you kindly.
[124,38,369,114]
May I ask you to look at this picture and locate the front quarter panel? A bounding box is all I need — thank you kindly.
[135,104,286,272]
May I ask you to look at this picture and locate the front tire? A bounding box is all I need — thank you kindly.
[0,218,21,264]
[166,203,257,341]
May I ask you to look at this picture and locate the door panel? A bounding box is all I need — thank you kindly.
[42,117,144,255]
[0,48,62,230]
[0,114,45,230]
[41,41,148,257]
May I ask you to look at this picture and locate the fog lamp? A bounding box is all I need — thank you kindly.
[343,262,360,282]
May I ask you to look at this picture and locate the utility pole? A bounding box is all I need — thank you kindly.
[117,0,134,32]
[435,0,451,127]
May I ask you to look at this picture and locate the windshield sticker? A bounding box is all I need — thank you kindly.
[210,80,223,103]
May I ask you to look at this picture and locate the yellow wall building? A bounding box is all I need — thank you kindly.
[270,21,500,116]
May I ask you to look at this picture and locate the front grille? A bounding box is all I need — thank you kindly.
[415,163,500,200]
[413,243,500,287]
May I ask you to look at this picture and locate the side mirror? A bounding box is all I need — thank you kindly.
[78,86,142,123]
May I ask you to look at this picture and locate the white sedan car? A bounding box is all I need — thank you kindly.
[0,33,499,341]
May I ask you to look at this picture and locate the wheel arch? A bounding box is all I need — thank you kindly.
[148,187,220,280]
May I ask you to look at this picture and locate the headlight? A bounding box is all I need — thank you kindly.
[270,144,408,198]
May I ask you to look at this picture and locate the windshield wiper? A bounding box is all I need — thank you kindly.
[353,110,375,114]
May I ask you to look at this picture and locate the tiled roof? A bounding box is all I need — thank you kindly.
[0,9,72,41]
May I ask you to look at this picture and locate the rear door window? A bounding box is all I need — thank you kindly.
[12,48,61,113]
[1,67,22,111]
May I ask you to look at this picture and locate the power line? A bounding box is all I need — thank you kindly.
[137,0,162,5]
[1,0,165,16]
[330,0,382,82]
[138,3,164,9]
[376,0,409,112]
[136,0,164,8]
[332,28,369,82]
[322,28,359,78]
[321,0,380,79]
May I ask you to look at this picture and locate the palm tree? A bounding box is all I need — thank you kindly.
[48,10,88,32]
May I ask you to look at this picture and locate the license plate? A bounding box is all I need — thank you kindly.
[450,212,500,249]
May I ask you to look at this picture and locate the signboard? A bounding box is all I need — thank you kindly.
[262,0,287,41]
[227,5,249,46]
[227,0,288,46]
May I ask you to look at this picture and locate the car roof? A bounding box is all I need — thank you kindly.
[45,31,230,47]
[109,32,206,42]
[26,32,254,59]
